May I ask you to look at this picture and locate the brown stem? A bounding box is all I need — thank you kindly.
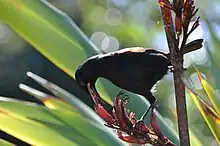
[160,2,190,145]
[167,35,190,146]
[173,58,190,146]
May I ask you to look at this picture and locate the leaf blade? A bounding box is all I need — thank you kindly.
[186,87,220,144]
[0,97,125,146]
[195,66,220,114]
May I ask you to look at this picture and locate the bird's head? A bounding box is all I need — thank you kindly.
[75,61,103,104]
[75,67,89,92]
[75,57,99,93]
[75,59,113,113]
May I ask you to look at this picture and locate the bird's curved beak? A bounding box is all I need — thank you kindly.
[87,82,113,112]
[87,82,98,100]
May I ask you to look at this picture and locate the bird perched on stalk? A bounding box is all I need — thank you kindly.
[75,39,203,121]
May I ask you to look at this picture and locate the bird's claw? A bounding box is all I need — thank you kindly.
[139,103,157,122]
[117,90,130,105]
[168,66,174,72]
[134,120,145,130]
[168,66,187,72]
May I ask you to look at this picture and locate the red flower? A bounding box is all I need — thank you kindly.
[87,83,175,146]
[158,0,173,31]
[158,0,199,37]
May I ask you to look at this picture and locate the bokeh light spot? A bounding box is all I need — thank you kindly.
[105,8,122,26]
[101,36,119,53]
[90,32,108,50]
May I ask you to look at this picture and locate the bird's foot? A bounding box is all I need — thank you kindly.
[168,66,174,72]
[117,90,130,104]
[139,103,157,122]
[132,108,149,130]
[169,66,187,72]
[133,120,145,131]
[134,103,157,132]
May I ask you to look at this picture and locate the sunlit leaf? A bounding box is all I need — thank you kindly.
[24,72,104,123]
[19,84,77,113]
[0,98,79,146]
[189,130,203,146]
[195,67,220,115]
[186,87,220,144]
[0,139,14,146]
[168,108,203,146]
[0,97,125,146]
[0,0,100,77]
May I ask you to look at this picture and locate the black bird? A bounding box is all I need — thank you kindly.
[75,47,170,120]
[75,39,203,121]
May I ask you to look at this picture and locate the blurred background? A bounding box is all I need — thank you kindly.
[0,0,219,145]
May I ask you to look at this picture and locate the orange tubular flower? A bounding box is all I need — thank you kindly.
[158,0,173,31]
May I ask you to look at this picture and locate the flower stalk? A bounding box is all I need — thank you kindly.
[157,0,203,146]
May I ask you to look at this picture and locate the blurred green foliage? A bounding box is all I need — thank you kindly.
[0,0,220,145]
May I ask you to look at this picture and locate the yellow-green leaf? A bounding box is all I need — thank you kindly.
[195,67,220,114]
[186,87,220,144]
[0,0,96,78]
[0,97,124,146]
[0,139,14,146]
[19,84,77,113]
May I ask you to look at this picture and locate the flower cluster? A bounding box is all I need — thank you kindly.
[158,0,202,53]
[159,0,199,35]
[157,1,203,146]
[87,83,175,146]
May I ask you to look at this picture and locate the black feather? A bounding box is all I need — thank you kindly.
[75,47,170,105]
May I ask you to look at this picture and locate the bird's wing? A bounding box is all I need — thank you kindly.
[114,47,150,54]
